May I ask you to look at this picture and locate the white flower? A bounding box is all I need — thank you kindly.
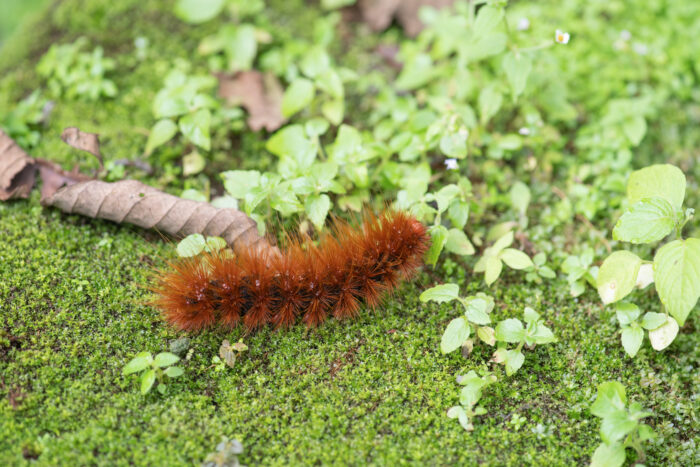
[444,158,459,170]
[633,43,648,55]
[555,29,570,44]
[517,18,530,31]
[620,30,631,41]
[518,127,531,136]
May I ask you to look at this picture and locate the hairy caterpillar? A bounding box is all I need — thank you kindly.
[151,210,430,331]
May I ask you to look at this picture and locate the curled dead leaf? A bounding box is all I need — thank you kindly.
[61,127,103,171]
[357,0,455,37]
[0,130,36,201]
[217,71,285,132]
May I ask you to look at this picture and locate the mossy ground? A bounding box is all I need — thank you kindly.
[0,1,698,466]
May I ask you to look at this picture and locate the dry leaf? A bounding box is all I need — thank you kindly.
[217,71,285,132]
[35,159,92,201]
[42,179,273,253]
[0,130,36,201]
[61,127,104,171]
[219,340,237,368]
[357,0,455,37]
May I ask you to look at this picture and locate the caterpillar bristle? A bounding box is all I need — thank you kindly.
[151,210,430,332]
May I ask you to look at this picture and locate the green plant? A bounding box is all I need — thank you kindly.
[36,37,117,101]
[473,230,535,286]
[560,248,598,297]
[420,285,555,375]
[122,351,184,395]
[202,437,246,467]
[145,67,219,156]
[597,164,698,353]
[446,370,496,431]
[0,90,49,148]
[589,381,655,467]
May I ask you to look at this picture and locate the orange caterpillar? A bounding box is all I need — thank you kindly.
[151,211,430,331]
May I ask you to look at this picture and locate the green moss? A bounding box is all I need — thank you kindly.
[0,0,698,465]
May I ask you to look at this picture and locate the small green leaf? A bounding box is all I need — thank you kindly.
[140,369,156,394]
[425,225,448,266]
[463,298,490,325]
[523,307,540,324]
[491,230,514,253]
[441,317,470,354]
[445,228,475,256]
[204,237,227,252]
[627,164,686,209]
[439,129,468,158]
[509,181,531,215]
[597,251,642,305]
[622,116,647,146]
[590,442,626,467]
[640,312,667,330]
[504,349,525,376]
[503,53,532,100]
[613,197,677,244]
[122,352,153,375]
[478,85,503,124]
[182,150,206,176]
[590,381,627,419]
[305,194,331,230]
[477,326,496,346]
[222,170,261,199]
[177,234,206,257]
[179,109,211,151]
[174,0,224,24]
[495,318,525,343]
[282,78,315,118]
[164,366,184,378]
[145,119,178,155]
[600,410,637,444]
[499,248,534,270]
[484,256,503,286]
[621,325,643,357]
[419,284,459,303]
[154,352,180,368]
[653,238,700,325]
[615,302,641,326]
[472,5,504,37]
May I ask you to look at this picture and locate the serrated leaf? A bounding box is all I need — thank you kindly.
[305,194,331,230]
[473,5,503,37]
[597,251,642,305]
[441,317,470,354]
[420,283,459,303]
[222,170,261,199]
[600,410,637,444]
[621,325,643,357]
[590,382,627,419]
[627,164,686,209]
[653,238,700,325]
[499,248,534,270]
[495,318,525,343]
[463,298,490,325]
[615,302,641,326]
[613,197,677,244]
[477,326,496,346]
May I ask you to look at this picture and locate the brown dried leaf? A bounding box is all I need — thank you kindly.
[0,130,36,201]
[61,127,103,170]
[35,158,92,201]
[42,179,273,253]
[219,340,237,368]
[217,71,285,132]
[357,0,455,37]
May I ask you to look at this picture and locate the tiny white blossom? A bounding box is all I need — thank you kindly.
[620,30,631,41]
[444,158,459,170]
[555,29,570,44]
[517,18,530,31]
[518,127,531,136]
[633,43,648,55]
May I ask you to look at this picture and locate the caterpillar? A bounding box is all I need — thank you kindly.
[151,210,430,331]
